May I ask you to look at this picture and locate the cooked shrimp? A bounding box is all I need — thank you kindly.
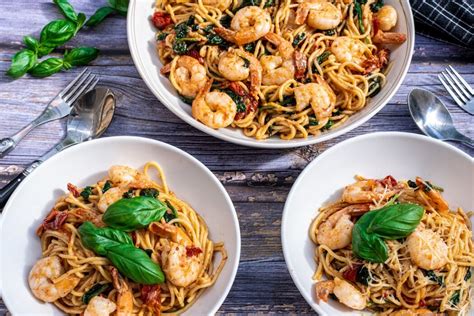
[415,177,449,213]
[108,165,155,189]
[218,49,262,94]
[260,33,296,85]
[28,256,80,303]
[333,277,367,310]
[149,222,192,246]
[202,0,232,11]
[84,296,117,316]
[192,79,237,128]
[111,267,133,316]
[375,5,397,31]
[294,76,336,121]
[295,0,342,30]
[407,226,448,270]
[215,6,271,45]
[315,278,366,310]
[330,36,367,65]
[172,55,208,98]
[162,242,203,287]
[316,204,370,250]
[342,178,401,204]
[97,187,126,213]
[390,309,435,316]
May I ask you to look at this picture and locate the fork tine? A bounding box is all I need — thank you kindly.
[62,72,93,102]
[67,75,99,105]
[59,68,89,98]
[445,68,472,99]
[448,65,474,95]
[438,74,464,107]
[441,72,468,103]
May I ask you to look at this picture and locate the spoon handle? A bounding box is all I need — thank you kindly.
[0,160,41,209]
[456,132,474,148]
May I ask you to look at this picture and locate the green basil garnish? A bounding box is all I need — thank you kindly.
[64,47,99,67]
[79,221,133,255]
[29,58,64,77]
[352,209,388,263]
[53,0,79,22]
[40,19,77,46]
[102,180,112,193]
[80,186,94,201]
[6,49,37,79]
[103,196,167,231]
[23,36,39,53]
[86,6,116,27]
[366,204,424,239]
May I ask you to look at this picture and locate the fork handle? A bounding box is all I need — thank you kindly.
[0,160,41,209]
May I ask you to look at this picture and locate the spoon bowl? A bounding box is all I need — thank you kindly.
[408,88,473,148]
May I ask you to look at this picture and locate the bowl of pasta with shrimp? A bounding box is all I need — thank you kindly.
[282,132,474,315]
[127,0,414,148]
[0,136,240,315]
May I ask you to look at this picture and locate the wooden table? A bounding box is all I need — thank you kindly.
[0,1,473,315]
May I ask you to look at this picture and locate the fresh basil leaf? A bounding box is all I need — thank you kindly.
[108,0,129,15]
[29,58,64,77]
[53,0,78,22]
[103,196,167,231]
[366,203,424,239]
[80,186,93,201]
[352,209,388,263]
[75,12,87,33]
[37,44,56,58]
[23,36,39,53]
[64,47,99,66]
[6,49,37,79]
[78,221,133,255]
[82,283,111,304]
[102,180,112,193]
[106,243,164,284]
[86,6,117,27]
[40,19,76,46]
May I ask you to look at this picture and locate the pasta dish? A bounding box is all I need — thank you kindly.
[152,0,406,140]
[310,175,473,315]
[29,162,226,315]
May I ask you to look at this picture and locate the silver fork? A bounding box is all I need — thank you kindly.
[438,65,474,115]
[0,69,99,158]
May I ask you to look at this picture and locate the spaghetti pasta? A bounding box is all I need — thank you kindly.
[310,175,473,315]
[30,162,227,315]
[152,0,406,140]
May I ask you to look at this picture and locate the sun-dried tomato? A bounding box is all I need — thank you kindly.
[186,49,204,64]
[381,175,397,187]
[152,12,172,30]
[228,82,258,120]
[186,246,203,257]
[36,209,68,235]
[342,264,362,282]
[141,285,161,312]
[67,183,80,197]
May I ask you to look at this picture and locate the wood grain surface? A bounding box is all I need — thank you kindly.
[0,1,473,315]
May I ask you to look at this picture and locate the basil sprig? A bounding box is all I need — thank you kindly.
[352,203,424,263]
[103,196,167,231]
[79,222,164,284]
[6,0,127,79]
[86,0,129,27]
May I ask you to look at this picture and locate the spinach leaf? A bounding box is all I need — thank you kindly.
[122,189,134,199]
[220,15,232,28]
[292,33,306,46]
[368,77,382,97]
[78,221,133,255]
[140,188,159,198]
[240,0,274,8]
[64,47,99,66]
[366,203,424,239]
[179,95,194,105]
[173,41,188,55]
[29,58,64,78]
[82,283,111,304]
[353,1,365,33]
[425,181,444,192]
[356,266,371,285]
[103,196,167,231]
[23,36,39,53]
[6,49,37,79]
[222,89,246,112]
[281,96,296,106]
[407,180,418,189]
[106,243,164,284]
[465,268,472,281]
[175,23,189,39]
[370,0,384,12]
[206,32,227,47]
[164,200,178,222]
[80,186,93,201]
[40,19,76,46]
[156,32,168,41]
[323,120,334,130]
[309,117,318,126]
[102,180,112,193]
[449,291,460,307]
[53,0,78,22]
[86,6,116,27]
[244,42,255,53]
[424,270,444,286]
[317,51,331,64]
[324,29,336,36]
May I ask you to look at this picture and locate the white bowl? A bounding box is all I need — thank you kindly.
[127,0,415,148]
[281,132,473,315]
[0,136,241,315]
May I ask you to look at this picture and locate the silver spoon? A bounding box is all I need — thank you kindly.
[408,88,473,148]
[0,87,116,208]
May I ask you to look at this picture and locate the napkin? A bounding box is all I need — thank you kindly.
[410,0,474,48]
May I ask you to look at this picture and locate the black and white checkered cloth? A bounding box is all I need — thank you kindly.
[410,0,474,48]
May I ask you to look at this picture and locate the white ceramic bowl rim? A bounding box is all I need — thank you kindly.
[127,0,415,148]
[281,131,473,315]
[0,136,241,315]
